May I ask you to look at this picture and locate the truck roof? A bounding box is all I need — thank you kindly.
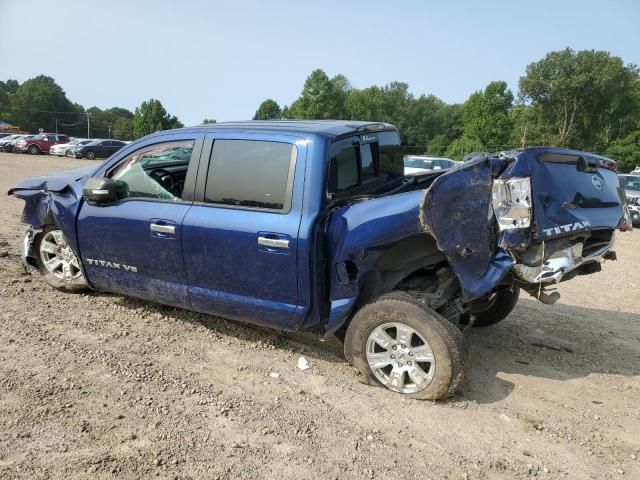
[181,120,398,139]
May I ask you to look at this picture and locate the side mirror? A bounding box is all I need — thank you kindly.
[83,177,127,206]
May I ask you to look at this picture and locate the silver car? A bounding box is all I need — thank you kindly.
[619,174,640,226]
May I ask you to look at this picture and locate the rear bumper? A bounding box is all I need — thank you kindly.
[513,235,616,285]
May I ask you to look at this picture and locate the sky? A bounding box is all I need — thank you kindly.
[1,0,639,126]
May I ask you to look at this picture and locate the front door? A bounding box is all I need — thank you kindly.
[181,133,305,328]
[77,133,204,307]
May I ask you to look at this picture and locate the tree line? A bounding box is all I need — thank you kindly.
[2,48,638,171]
[0,76,183,141]
[253,48,640,172]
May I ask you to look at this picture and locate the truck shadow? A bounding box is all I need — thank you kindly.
[462,298,640,404]
[111,295,640,404]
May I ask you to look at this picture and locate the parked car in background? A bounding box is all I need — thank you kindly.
[3,134,36,153]
[70,139,126,159]
[0,134,24,151]
[14,133,70,154]
[619,174,640,226]
[50,138,92,157]
[403,155,460,175]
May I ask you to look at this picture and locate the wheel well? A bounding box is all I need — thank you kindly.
[355,233,446,310]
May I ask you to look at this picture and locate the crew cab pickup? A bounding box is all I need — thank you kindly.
[14,133,70,154]
[8,121,631,399]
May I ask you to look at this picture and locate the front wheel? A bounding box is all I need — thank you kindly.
[344,293,466,400]
[85,151,96,160]
[34,227,87,292]
[28,144,40,155]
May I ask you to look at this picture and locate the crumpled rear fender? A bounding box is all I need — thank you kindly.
[326,156,514,335]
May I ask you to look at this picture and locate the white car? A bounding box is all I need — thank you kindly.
[49,138,92,157]
[403,155,460,176]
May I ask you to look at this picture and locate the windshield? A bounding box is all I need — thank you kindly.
[620,176,640,192]
[404,157,455,170]
[404,158,434,169]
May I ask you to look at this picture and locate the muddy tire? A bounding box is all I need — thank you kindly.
[344,293,466,400]
[33,226,88,292]
[464,286,520,328]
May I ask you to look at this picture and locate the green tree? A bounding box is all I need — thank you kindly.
[462,81,514,149]
[519,48,640,149]
[288,69,343,119]
[604,130,640,172]
[253,99,281,120]
[9,75,76,132]
[113,117,134,140]
[133,98,183,138]
[425,133,449,156]
[444,136,486,160]
[202,118,217,124]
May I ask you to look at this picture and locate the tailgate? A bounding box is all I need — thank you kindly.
[526,149,625,240]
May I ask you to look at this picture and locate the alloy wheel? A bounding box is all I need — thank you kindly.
[39,230,82,281]
[366,322,436,394]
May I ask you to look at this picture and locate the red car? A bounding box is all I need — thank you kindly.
[14,133,70,154]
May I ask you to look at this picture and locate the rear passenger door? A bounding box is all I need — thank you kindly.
[181,133,305,329]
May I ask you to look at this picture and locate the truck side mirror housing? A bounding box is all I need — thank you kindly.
[83,177,126,206]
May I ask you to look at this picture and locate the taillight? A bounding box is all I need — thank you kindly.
[492,177,532,230]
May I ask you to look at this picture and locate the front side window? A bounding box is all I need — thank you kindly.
[204,139,296,211]
[108,140,194,201]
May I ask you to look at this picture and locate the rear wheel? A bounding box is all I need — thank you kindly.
[463,286,520,327]
[344,293,466,400]
[28,144,40,155]
[34,227,87,292]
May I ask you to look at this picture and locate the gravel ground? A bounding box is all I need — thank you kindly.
[0,152,639,480]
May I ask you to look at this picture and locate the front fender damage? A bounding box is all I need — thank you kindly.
[8,172,87,264]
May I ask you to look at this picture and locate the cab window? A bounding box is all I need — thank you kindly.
[328,130,403,196]
[108,140,195,201]
[204,139,296,212]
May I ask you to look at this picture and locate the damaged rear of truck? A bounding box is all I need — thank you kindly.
[328,147,629,334]
[8,121,631,400]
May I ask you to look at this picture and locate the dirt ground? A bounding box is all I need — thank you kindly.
[0,152,638,480]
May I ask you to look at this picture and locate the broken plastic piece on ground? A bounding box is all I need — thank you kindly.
[268,372,280,378]
[297,356,310,371]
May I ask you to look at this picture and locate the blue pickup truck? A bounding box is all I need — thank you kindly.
[8,121,631,399]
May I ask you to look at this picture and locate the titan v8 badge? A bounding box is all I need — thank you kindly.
[84,258,138,272]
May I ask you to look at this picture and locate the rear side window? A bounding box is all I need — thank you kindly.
[334,141,359,190]
[329,130,403,195]
[204,140,296,211]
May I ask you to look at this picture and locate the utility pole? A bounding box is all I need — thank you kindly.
[85,112,92,139]
[108,124,112,139]
[55,118,58,134]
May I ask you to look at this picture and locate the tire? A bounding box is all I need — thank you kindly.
[344,293,467,400]
[464,286,520,328]
[28,144,40,155]
[33,226,88,292]
[86,151,96,160]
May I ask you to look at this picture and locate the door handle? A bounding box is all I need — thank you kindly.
[258,236,289,249]
[150,223,176,234]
